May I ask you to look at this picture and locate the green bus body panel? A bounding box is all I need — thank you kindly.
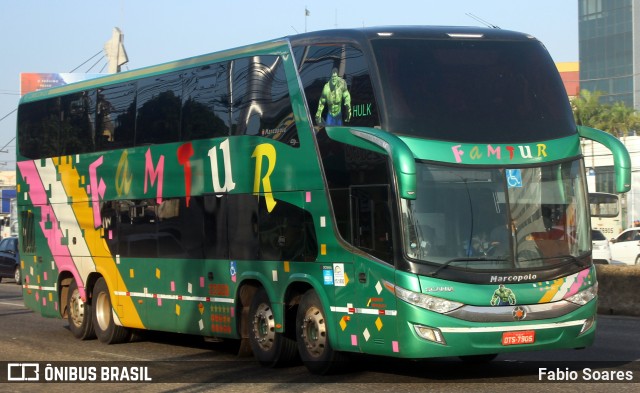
[399,134,582,166]
[415,265,596,306]
[16,33,599,361]
[326,127,417,199]
[65,136,325,202]
[577,126,632,193]
[17,134,598,355]
[394,298,596,358]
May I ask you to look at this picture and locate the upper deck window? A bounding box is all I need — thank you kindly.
[18,55,298,159]
[231,55,299,147]
[135,71,182,145]
[295,44,379,129]
[372,39,576,143]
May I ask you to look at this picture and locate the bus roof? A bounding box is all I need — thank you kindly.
[288,25,537,45]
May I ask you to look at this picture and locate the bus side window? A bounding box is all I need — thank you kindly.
[19,90,97,158]
[296,44,379,129]
[135,71,182,146]
[18,98,62,159]
[351,185,393,262]
[227,194,259,260]
[61,91,96,154]
[96,81,136,150]
[258,194,318,262]
[203,194,229,259]
[182,63,232,140]
[230,56,299,147]
[318,137,394,264]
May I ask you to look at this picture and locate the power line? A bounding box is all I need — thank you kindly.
[0,89,19,96]
[0,137,15,154]
[69,50,104,73]
[0,109,17,124]
[85,55,106,73]
[465,13,500,29]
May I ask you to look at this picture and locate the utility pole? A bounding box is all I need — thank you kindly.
[305,7,310,32]
[104,27,128,73]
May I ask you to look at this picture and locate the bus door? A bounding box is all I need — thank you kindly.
[350,184,399,355]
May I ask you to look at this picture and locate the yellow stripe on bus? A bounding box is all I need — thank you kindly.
[55,156,145,329]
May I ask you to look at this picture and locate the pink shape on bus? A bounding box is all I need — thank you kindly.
[88,156,106,228]
[144,148,165,204]
[18,161,85,298]
[564,268,591,299]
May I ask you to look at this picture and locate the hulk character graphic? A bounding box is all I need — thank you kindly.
[315,68,352,126]
[490,284,516,306]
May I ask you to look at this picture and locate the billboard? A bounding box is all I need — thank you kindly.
[20,73,104,96]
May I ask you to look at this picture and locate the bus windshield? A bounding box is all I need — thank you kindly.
[401,159,590,271]
[372,38,576,142]
[589,193,620,217]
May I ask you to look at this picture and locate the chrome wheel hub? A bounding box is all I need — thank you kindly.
[300,306,326,357]
[252,303,275,351]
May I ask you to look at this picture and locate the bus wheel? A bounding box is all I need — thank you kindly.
[248,288,297,367]
[92,277,129,344]
[296,289,342,374]
[68,279,95,340]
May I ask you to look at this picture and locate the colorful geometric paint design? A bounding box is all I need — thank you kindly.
[534,268,593,303]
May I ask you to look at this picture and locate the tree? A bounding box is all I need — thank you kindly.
[571,89,639,136]
[606,101,634,137]
[571,89,604,128]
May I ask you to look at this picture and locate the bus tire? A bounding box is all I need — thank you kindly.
[296,289,343,374]
[92,277,129,344]
[248,287,297,367]
[68,279,95,340]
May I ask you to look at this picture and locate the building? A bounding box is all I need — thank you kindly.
[557,62,580,100]
[578,0,640,110]
[578,0,640,229]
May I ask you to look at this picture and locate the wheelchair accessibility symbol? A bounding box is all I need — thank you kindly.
[506,169,522,188]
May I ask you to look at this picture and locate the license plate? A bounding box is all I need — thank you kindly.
[501,330,535,346]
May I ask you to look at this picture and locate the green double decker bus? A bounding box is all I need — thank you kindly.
[16,26,630,374]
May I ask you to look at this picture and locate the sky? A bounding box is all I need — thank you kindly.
[0,0,579,168]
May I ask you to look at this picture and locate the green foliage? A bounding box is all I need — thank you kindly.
[571,89,640,137]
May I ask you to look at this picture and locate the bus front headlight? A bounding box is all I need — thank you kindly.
[566,284,598,305]
[394,284,463,313]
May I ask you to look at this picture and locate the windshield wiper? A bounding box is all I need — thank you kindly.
[556,254,585,267]
[430,256,508,277]
[516,254,584,267]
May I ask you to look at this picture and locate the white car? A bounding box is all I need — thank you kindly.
[591,230,612,264]
[609,228,640,265]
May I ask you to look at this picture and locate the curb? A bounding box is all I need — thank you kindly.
[595,264,640,316]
